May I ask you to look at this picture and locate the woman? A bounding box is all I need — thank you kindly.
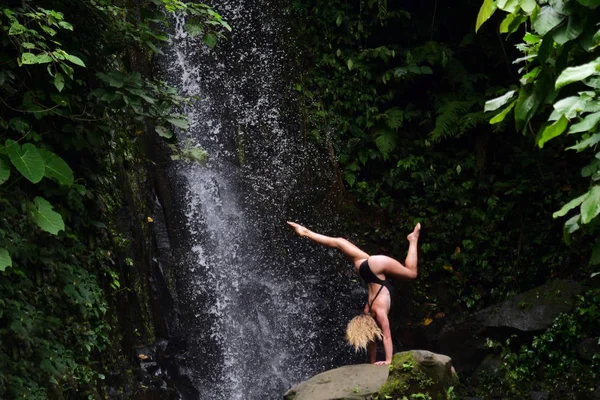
[287,221,420,365]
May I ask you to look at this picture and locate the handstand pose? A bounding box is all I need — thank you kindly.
[287,221,420,366]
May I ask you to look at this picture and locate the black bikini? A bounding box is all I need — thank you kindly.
[359,259,392,311]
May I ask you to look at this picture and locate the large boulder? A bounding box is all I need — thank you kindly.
[378,350,458,400]
[439,280,582,372]
[283,350,457,400]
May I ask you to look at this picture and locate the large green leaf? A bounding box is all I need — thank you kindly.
[166,117,190,129]
[6,140,45,183]
[567,133,600,151]
[581,186,600,224]
[520,0,537,13]
[556,58,600,89]
[0,248,11,272]
[40,149,74,186]
[490,100,516,124]
[476,0,497,32]
[155,126,173,138]
[553,16,583,44]
[0,157,10,185]
[554,192,588,218]
[203,33,218,48]
[552,95,587,119]
[96,71,124,88]
[537,114,569,148]
[568,111,600,133]
[485,90,516,112]
[498,0,519,12]
[533,6,565,35]
[32,197,65,235]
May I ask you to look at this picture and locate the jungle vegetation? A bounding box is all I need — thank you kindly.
[289,0,600,397]
[0,0,228,397]
[0,0,598,398]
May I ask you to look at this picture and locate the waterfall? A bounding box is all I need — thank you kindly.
[158,1,363,399]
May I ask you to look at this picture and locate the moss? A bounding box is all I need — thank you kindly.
[377,353,445,400]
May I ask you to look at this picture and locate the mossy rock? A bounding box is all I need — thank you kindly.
[377,350,458,400]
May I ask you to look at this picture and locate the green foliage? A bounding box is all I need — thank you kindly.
[0,0,229,397]
[471,289,600,398]
[478,0,600,260]
[290,0,592,317]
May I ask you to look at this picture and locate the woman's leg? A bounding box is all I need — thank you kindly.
[370,223,420,280]
[287,222,369,267]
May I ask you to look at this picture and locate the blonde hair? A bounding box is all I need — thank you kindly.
[345,314,383,351]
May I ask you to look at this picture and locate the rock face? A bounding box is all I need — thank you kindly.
[283,364,388,400]
[378,350,458,400]
[439,280,582,372]
[283,350,457,400]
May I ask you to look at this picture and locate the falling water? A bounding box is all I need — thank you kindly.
[159,1,363,399]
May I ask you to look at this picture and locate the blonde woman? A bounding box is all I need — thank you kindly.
[287,221,420,365]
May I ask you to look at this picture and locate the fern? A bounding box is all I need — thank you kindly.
[385,108,405,129]
[375,130,397,160]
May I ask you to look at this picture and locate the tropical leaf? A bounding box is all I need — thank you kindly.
[166,116,190,130]
[537,115,569,148]
[568,111,600,133]
[0,157,10,185]
[552,96,587,119]
[476,0,497,32]
[567,133,600,152]
[555,58,600,89]
[532,6,565,36]
[554,192,588,218]
[40,149,74,186]
[0,248,11,272]
[520,0,537,13]
[155,126,173,138]
[485,90,516,112]
[581,186,600,224]
[553,16,584,45]
[6,140,45,183]
[32,197,65,235]
[490,101,516,124]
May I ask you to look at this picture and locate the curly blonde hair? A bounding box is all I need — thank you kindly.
[345,313,383,351]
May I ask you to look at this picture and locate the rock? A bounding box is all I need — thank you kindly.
[378,350,458,400]
[439,280,582,372]
[576,337,600,361]
[283,350,457,400]
[530,391,550,400]
[132,387,178,400]
[283,364,388,400]
[471,354,503,384]
[483,280,581,331]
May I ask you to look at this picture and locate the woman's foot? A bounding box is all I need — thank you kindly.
[407,223,421,243]
[287,221,309,237]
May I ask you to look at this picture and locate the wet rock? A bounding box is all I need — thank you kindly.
[576,337,600,361]
[283,363,388,400]
[378,350,458,400]
[471,354,503,384]
[283,350,457,400]
[439,280,582,372]
[530,391,550,400]
[132,387,178,400]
